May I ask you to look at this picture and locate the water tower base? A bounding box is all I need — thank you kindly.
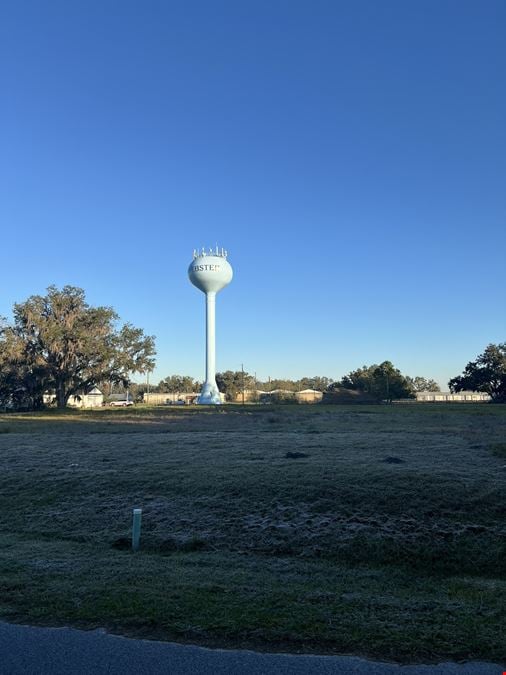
[197,381,222,405]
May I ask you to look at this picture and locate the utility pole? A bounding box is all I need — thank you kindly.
[241,363,245,405]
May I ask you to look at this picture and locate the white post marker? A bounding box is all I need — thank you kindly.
[132,508,142,551]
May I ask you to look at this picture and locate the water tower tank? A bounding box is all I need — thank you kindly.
[188,250,233,293]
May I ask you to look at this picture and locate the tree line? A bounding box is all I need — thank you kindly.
[1,286,504,409]
[141,367,440,403]
[151,346,506,404]
[140,370,439,402]
[217,365,440,402]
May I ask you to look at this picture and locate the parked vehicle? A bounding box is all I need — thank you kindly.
[109,399,134,407]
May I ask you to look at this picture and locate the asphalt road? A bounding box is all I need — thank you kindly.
[0,622,503,675]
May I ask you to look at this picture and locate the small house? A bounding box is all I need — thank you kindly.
[43,386,104,408]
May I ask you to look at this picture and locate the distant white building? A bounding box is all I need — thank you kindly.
[143,391,220,405]
[43,387,104,408]
[415,391,490,402]
[296,388,324,403]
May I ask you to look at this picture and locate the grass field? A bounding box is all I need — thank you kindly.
[0,404,505,662]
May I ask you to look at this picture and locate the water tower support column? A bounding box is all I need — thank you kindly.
[198,290,221,404]
[206,291,216,386]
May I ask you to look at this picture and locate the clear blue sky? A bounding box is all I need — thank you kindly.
[1,1,505,388]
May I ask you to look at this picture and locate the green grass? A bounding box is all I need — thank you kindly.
[0,404,505,661]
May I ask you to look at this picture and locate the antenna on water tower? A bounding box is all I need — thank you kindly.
[188,247,233,404]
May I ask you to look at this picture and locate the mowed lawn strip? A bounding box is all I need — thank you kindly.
[0,404,505,662]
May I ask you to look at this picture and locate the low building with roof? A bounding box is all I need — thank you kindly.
[296,388,324,403]
[415,391,490,402]
[143,391,224,405]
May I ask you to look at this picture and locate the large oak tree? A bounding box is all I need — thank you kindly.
[1,286,156,408]
[0,319,47,410]
[449,343,506,402]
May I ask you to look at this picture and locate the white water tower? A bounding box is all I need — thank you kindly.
[188,247,233,404]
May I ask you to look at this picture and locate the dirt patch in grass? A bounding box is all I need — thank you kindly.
[490,442,506,458]
[0,404,505,661]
